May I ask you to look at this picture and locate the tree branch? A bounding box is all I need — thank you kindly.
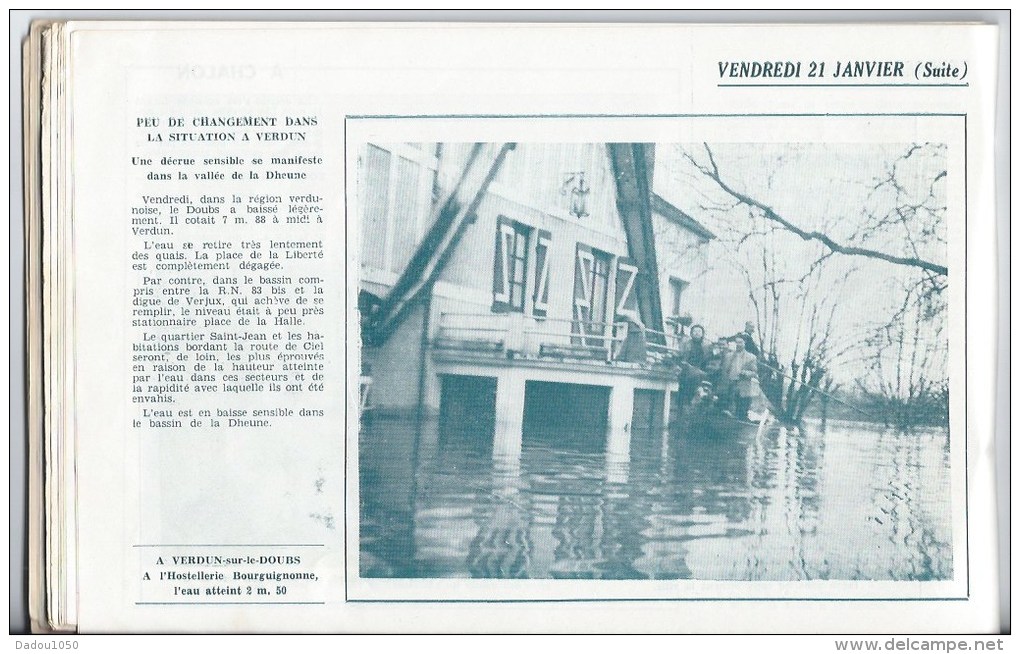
[699,143,948,277]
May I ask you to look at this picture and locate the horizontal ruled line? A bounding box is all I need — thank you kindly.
[346,596,968,604]
[346,112,966,119]
[133,544,325,548]
[718,83,969,88]
[136,602,325,606]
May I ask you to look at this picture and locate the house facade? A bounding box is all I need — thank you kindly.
[357,142,713,461]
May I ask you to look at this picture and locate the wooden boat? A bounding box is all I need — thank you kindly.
[671,382,764,438]
[677,405,754,436]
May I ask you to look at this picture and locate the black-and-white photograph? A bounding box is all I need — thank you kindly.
[17,13,1005,636]
[355,134,954,583]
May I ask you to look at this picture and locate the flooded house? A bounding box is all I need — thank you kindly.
[354,141,955,583]
[357,142,715,463]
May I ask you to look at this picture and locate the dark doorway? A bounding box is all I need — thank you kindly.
[439,374,497,455]
[522,381,611,453]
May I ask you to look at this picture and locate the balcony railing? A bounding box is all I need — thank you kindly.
[525,317,627,363]
[432,312,513,354]
[642,327,685,364]
[433,312,681,369]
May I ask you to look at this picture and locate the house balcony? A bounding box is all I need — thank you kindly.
[431,312,684,381]
[430,312,684,466]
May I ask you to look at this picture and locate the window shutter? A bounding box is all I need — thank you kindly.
[614,257,641,325]
[571,244,594,342]
[491,217,514,312]
[532,230,552,317]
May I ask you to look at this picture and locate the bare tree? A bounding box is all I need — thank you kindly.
[684,143,948,277]
[852,144,949,426]
[727,219,855,423]
[856,277,949,428]
[666,142,949,426]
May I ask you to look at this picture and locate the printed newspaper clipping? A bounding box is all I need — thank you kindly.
[25,20,1002,634]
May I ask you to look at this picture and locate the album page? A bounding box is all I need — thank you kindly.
[64,21,999,633]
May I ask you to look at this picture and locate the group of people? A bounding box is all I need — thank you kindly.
[673,320,761,421]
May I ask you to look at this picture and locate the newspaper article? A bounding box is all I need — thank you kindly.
[61,22,998,633]
[127,113,333,605]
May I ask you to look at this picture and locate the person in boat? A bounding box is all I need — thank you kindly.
[684,324,709,368]
[722,335,759,420]
[677,324,709,405]
[731,320,760,356]
[703,337,729,408]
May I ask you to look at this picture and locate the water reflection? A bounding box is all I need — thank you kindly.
[360,415,952,580]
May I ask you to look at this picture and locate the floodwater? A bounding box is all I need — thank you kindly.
[359,414,953,581]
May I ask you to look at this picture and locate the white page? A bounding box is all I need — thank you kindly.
[67,22,1000,633]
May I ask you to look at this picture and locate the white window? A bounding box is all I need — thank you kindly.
[492,217,532,313]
